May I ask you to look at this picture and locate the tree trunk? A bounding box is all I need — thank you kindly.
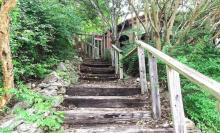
[0,0,16,108]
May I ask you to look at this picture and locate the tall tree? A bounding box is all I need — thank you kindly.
[0,0,16,108]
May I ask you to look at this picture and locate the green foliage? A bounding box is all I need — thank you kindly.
[103,49,112,62]
[171,37,220,132]
[122,43,140,76]
[6,83,64,132]
[9,0,81,81]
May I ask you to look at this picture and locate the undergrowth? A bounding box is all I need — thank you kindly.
[0,83,64,132]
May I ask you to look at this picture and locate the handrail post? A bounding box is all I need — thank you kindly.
[119,53,124,79]
[111,48,115,66]
[166,66,186,133]
[138,46,148,94]
[115,50,119,74]
[148,53,161,119]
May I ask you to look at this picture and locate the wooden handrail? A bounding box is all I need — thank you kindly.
[112,45,122,53]
[136,40,220,101]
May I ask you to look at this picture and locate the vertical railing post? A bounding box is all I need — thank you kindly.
[119,53,123,79]
[138,46,148,94]
[115,51,119,74]
[111,48,115,66]
[166,66,186,133]
[103,36,106,58]
[148,53,161,119]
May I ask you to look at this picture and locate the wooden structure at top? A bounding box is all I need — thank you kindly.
[76,32,220,133]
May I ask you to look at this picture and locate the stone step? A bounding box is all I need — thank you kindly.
[64,125,174,133]
[66,87,141,96]
[63,96,147,108]
[80,73,118,81]
[64,108,151,124]
[80,66,115,74]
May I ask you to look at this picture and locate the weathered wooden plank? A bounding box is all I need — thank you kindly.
[64,125,174,133]
[166,66,187,133]
[66,87,141,96]
[80,66,115,74]
[136,40,220,101]
[138,46,148,94]
[64,108,151,124]
[148,53,161,119]
[64,96,147,108]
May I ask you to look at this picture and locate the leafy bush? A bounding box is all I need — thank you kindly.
[0,83,64,132]
[172,43,220,132]
[10,0,81,81]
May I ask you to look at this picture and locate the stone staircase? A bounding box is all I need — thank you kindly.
[63,59,174,133]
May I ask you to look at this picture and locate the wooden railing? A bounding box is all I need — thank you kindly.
[111,45,123,79]
[135,40,220,133]
[79,33,220,132]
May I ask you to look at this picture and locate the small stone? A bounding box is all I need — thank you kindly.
[0,116,23,130]
[57,87,66,94]
[43,71,60,83]
[40,89,57,96]
[45,86,59,91]
[12,102,31,112]
[57,62,67,71]
[32,83,36,88]
[38,83,50,88]
[136,78,140,82]
[49,82,65,87]
[17,123,43,133]
[53,96,64,107]
[162,121,170,128]
[185,118,195,129]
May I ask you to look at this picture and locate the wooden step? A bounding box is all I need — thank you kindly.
[64,108,151,124]
[80,73,118,81]
[66,87,141,96]
[80,66,115,74]
[63,96,147,108]
[64,125,174,133]
[81,62,112,67]
[83,59,106,62]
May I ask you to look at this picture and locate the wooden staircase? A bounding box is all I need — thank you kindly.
[63,59,173,133]
[79,59,119,81]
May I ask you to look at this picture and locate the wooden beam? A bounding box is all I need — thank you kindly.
[138,46,148,94]
[166,66,186,133]
[148,53,161,119]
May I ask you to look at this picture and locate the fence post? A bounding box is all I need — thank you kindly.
[166,66,186,133]
[148,53,161,119]
[138,46,148,94]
